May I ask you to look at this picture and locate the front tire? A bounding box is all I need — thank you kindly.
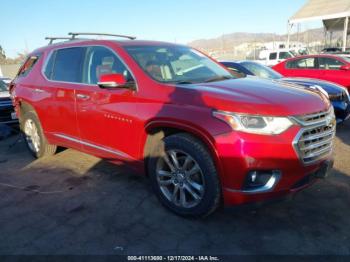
[148,133,221,218]
[21,111,57,158]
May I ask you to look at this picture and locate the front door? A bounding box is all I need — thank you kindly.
[318,57,350,87]
[75,46,140,161]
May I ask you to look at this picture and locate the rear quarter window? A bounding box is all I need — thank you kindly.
[17,55,40,77]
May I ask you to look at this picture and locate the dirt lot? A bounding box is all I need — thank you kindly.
[0,121,349,255]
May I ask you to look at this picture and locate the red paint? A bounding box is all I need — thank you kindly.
[273,54,350,91]
[11,40,333,206]
[99,73,127,86]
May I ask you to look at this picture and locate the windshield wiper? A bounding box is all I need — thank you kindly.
[204,75,232,83]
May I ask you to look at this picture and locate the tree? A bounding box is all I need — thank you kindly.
[0,45,6,64]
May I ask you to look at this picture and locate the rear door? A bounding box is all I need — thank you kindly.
[284,57,319,78]
[42,47,86,148]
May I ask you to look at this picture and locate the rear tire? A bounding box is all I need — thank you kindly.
[148,133,221,218]
[21,111,57,158]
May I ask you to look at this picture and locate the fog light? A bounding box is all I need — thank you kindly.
[243,170,281,193]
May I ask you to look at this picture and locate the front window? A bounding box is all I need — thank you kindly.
[82,46,134,85]
[318,57,345,70]
[124,45,233,84]
[240,62,282,80]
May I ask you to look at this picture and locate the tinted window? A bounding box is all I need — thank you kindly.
[0,81,7,92]
[221,63,247,78]
[17,55,40,77]
[240,62,282,80]
[125,45,233,84]
[318,57,344,70]
[269,53,277,60]
[83,46,133,85]
[279,52,292,60]
[51,47,85,83]
[44,52,56,79]
[286,58,316,69]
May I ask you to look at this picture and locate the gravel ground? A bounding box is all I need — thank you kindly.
[0,121,349,255]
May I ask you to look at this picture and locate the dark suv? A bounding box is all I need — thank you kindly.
[10,33,335,217]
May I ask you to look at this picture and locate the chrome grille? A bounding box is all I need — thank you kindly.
[293,108,336,165]
[294,108,331,126]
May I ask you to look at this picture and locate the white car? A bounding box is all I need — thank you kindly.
[254,49,295,67]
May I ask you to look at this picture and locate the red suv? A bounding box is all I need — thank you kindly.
[10,33,336,217]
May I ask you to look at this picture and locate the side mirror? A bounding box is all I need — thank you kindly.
[97,74,128,89]
[340,65,350,71]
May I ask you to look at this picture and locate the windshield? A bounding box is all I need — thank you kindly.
[124,45,233,84]
[240,61,282,80]
[340,55,350,63]
[0,81,8,92]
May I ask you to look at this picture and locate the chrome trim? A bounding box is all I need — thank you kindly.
[40,44,138,91]
[226,171,281,194]
[54,133,131,159]
[292,109,336,166]
[290,107,333,127]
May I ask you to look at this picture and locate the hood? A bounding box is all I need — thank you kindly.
[181,77,330,117]
[281,77,346,95]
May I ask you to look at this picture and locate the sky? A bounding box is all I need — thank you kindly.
[0,0,320,58]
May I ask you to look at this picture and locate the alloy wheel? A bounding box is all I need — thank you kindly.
[156,149,205,208]
[24,119,41,153]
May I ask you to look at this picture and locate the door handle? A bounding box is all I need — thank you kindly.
[76,94,90,100]
[34,88,44,93]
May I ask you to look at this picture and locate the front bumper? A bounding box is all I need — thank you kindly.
[213,125,334,206]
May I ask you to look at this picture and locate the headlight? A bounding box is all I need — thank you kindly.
[213,111,293,135]
[310,85,329,98]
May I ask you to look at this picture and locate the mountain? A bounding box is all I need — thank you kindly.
[188,28,340,51]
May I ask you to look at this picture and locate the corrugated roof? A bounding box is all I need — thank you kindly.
[290,0,350,24]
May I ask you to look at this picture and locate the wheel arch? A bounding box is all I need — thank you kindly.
[143,120,222,178]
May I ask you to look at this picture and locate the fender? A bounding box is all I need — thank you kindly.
[143,119,224,180]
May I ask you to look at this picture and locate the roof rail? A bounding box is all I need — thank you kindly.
[68,32,136,40]
[45,37,73,45]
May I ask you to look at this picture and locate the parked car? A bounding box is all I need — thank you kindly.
[220,61,350,123]
[10,34,335,217]
[273,54,350,91]
[0,79,18,126]
[254,49,295,67]
[321,47,343,54]
[0,77,11,86]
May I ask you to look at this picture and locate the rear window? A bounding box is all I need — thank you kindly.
[48,47,85,83]
[17,55,40,77]
[286,58,316,69]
